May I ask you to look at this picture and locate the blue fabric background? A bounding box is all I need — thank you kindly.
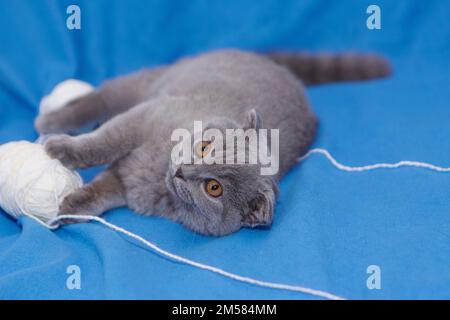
[0,0,449,299]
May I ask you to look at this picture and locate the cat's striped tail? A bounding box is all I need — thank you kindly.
[266,52,391,85]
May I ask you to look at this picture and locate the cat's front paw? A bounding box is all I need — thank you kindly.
[58,187,103,224]
[45,135,82,169]
[35,112,69,135]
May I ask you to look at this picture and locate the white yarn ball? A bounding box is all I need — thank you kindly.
[39,79,94,115]
[0,141,83,223]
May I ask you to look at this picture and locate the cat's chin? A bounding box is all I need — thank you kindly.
[164,170,192,205]
[173,178,194,204]
[164,171,178,198]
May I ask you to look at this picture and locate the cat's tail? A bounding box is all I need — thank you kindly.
[266,52,391,85]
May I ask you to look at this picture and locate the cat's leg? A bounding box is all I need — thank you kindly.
[45,104,147,169]
[59,167,126,221]
[35,67,166,134]
[35,92,106,134]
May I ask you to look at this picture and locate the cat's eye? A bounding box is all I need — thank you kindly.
[194,141,212,158]
[205,179,223,197]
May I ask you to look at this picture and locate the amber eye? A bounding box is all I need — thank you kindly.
[194,141,212,158]
[205,179,223,197]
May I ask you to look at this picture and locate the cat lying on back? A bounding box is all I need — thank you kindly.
[35,49,390,236]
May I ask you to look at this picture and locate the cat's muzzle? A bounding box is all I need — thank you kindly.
[172,177,194,205]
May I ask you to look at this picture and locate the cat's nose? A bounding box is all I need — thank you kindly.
[174,167,184,180]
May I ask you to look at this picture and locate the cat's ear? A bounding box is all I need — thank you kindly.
[242,182,278,228]
[243,108,262,130]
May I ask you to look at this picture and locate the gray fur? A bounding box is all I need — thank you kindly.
[267,52,391,85]
[35,49,389,236]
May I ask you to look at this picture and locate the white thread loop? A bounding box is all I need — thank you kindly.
[46,214,345,300]
[299,148,450,172]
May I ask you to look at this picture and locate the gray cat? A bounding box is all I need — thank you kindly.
[35,49,390,236]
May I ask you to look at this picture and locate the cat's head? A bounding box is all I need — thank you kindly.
[165,109,279,236]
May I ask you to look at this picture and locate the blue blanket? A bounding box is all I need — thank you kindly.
[0,0,449,299]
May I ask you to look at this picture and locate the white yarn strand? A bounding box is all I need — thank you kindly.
[299,148,450,172]
[47,214,345,300]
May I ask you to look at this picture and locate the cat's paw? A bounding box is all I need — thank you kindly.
[45,135,82,169]
[58,188,103,224]
[35,112,68,135]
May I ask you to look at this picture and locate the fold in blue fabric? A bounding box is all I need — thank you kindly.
[0,0,449,299]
